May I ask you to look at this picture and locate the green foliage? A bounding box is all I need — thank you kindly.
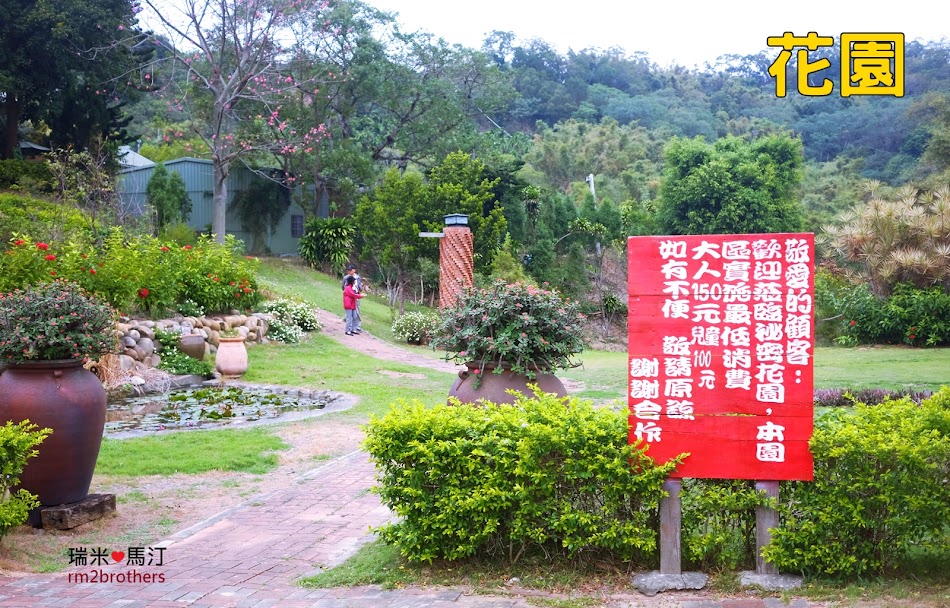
[657,134,806,235]
[820,278,950,346]
[158,222,198,247]
[390,311,439,345]
[169,235,264,313]
[764,391,950,577]
[364,391,679,563]
[146,163,191,231]
[152,327,213,376]
[424,152,508,272]
[0,193,92,245]
[0,280,117,362]
[0,160,53,192]
[298,216,355,274]
[259,298,320,331]
[430,280,587,377]
[0,421,50,541]
[0,230,263,316]
[354,169,428,306]
[489,235,533,284]
[228,174,291,254]
[680,479,767,571]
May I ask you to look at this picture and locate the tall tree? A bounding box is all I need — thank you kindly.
[657,134,806,235]
[141,0,327,243]
[353,168,427,311]
[0,0,139,158]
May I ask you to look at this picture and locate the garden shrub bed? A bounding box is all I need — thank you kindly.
[366,389,950,576]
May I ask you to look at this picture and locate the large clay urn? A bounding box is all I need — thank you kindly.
[0,359,106,507]
[215,336,248,377]
[178,333,207,360]
[448,362,567,405]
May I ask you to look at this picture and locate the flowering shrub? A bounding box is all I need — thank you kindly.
[391,311,439,344]
[0,232,264,316]
[265,319,304,343]
[259,299,321,343]
[0,281,118,362]
[431,280,586,378]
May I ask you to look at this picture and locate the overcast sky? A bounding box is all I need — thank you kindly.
[363,0,948,68]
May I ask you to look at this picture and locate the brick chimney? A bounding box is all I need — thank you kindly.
[439,214,473,308]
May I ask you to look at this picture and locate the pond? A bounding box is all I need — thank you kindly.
[106,385,339,437]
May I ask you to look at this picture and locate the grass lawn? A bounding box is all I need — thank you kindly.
[243,332,454,418]
[558,346,950,401]
[256,257,435,345]
[97,427,288,476]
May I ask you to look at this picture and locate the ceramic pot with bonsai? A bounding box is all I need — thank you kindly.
[0,281,118,510]
[432,280,586,405]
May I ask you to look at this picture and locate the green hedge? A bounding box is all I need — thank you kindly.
[0,230,264,315]
[367,390,950,576]
[0,159,53,192]
[364,391,678,563]
[817,274,950,346]
[764,389,950,577]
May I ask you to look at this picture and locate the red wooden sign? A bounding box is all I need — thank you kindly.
[627,234,814,481]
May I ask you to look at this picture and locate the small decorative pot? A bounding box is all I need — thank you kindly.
[178,334,207,360]
[448,361,567,405]
[0,359,106,508]
[215,336,248,377]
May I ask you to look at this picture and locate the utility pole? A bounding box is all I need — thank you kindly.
[585,173,601,256]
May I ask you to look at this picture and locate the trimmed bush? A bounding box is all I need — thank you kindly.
[364,390,679,563]
[764,390,950,576]
[0,421,51,540]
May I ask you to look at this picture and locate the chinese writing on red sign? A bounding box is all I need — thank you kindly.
[627,234,814,480]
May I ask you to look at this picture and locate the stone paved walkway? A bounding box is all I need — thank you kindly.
[0,312,825,607]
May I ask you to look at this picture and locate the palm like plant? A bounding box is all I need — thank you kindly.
[820,185,950,295]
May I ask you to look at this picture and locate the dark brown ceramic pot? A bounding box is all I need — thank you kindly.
[448,361,567,405]
[178,334,207,360]
[0,359,106,506]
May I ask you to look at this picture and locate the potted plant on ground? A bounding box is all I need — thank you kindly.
[431,280,587,404]
[215,328,248,377]
[0,281,117,512]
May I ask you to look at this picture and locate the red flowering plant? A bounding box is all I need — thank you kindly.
[0,281,118,363]
[430,280,587,379]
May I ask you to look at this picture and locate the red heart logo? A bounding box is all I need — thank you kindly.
[111,551,125,563]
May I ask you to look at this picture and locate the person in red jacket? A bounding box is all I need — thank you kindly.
[343,275,364,335]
